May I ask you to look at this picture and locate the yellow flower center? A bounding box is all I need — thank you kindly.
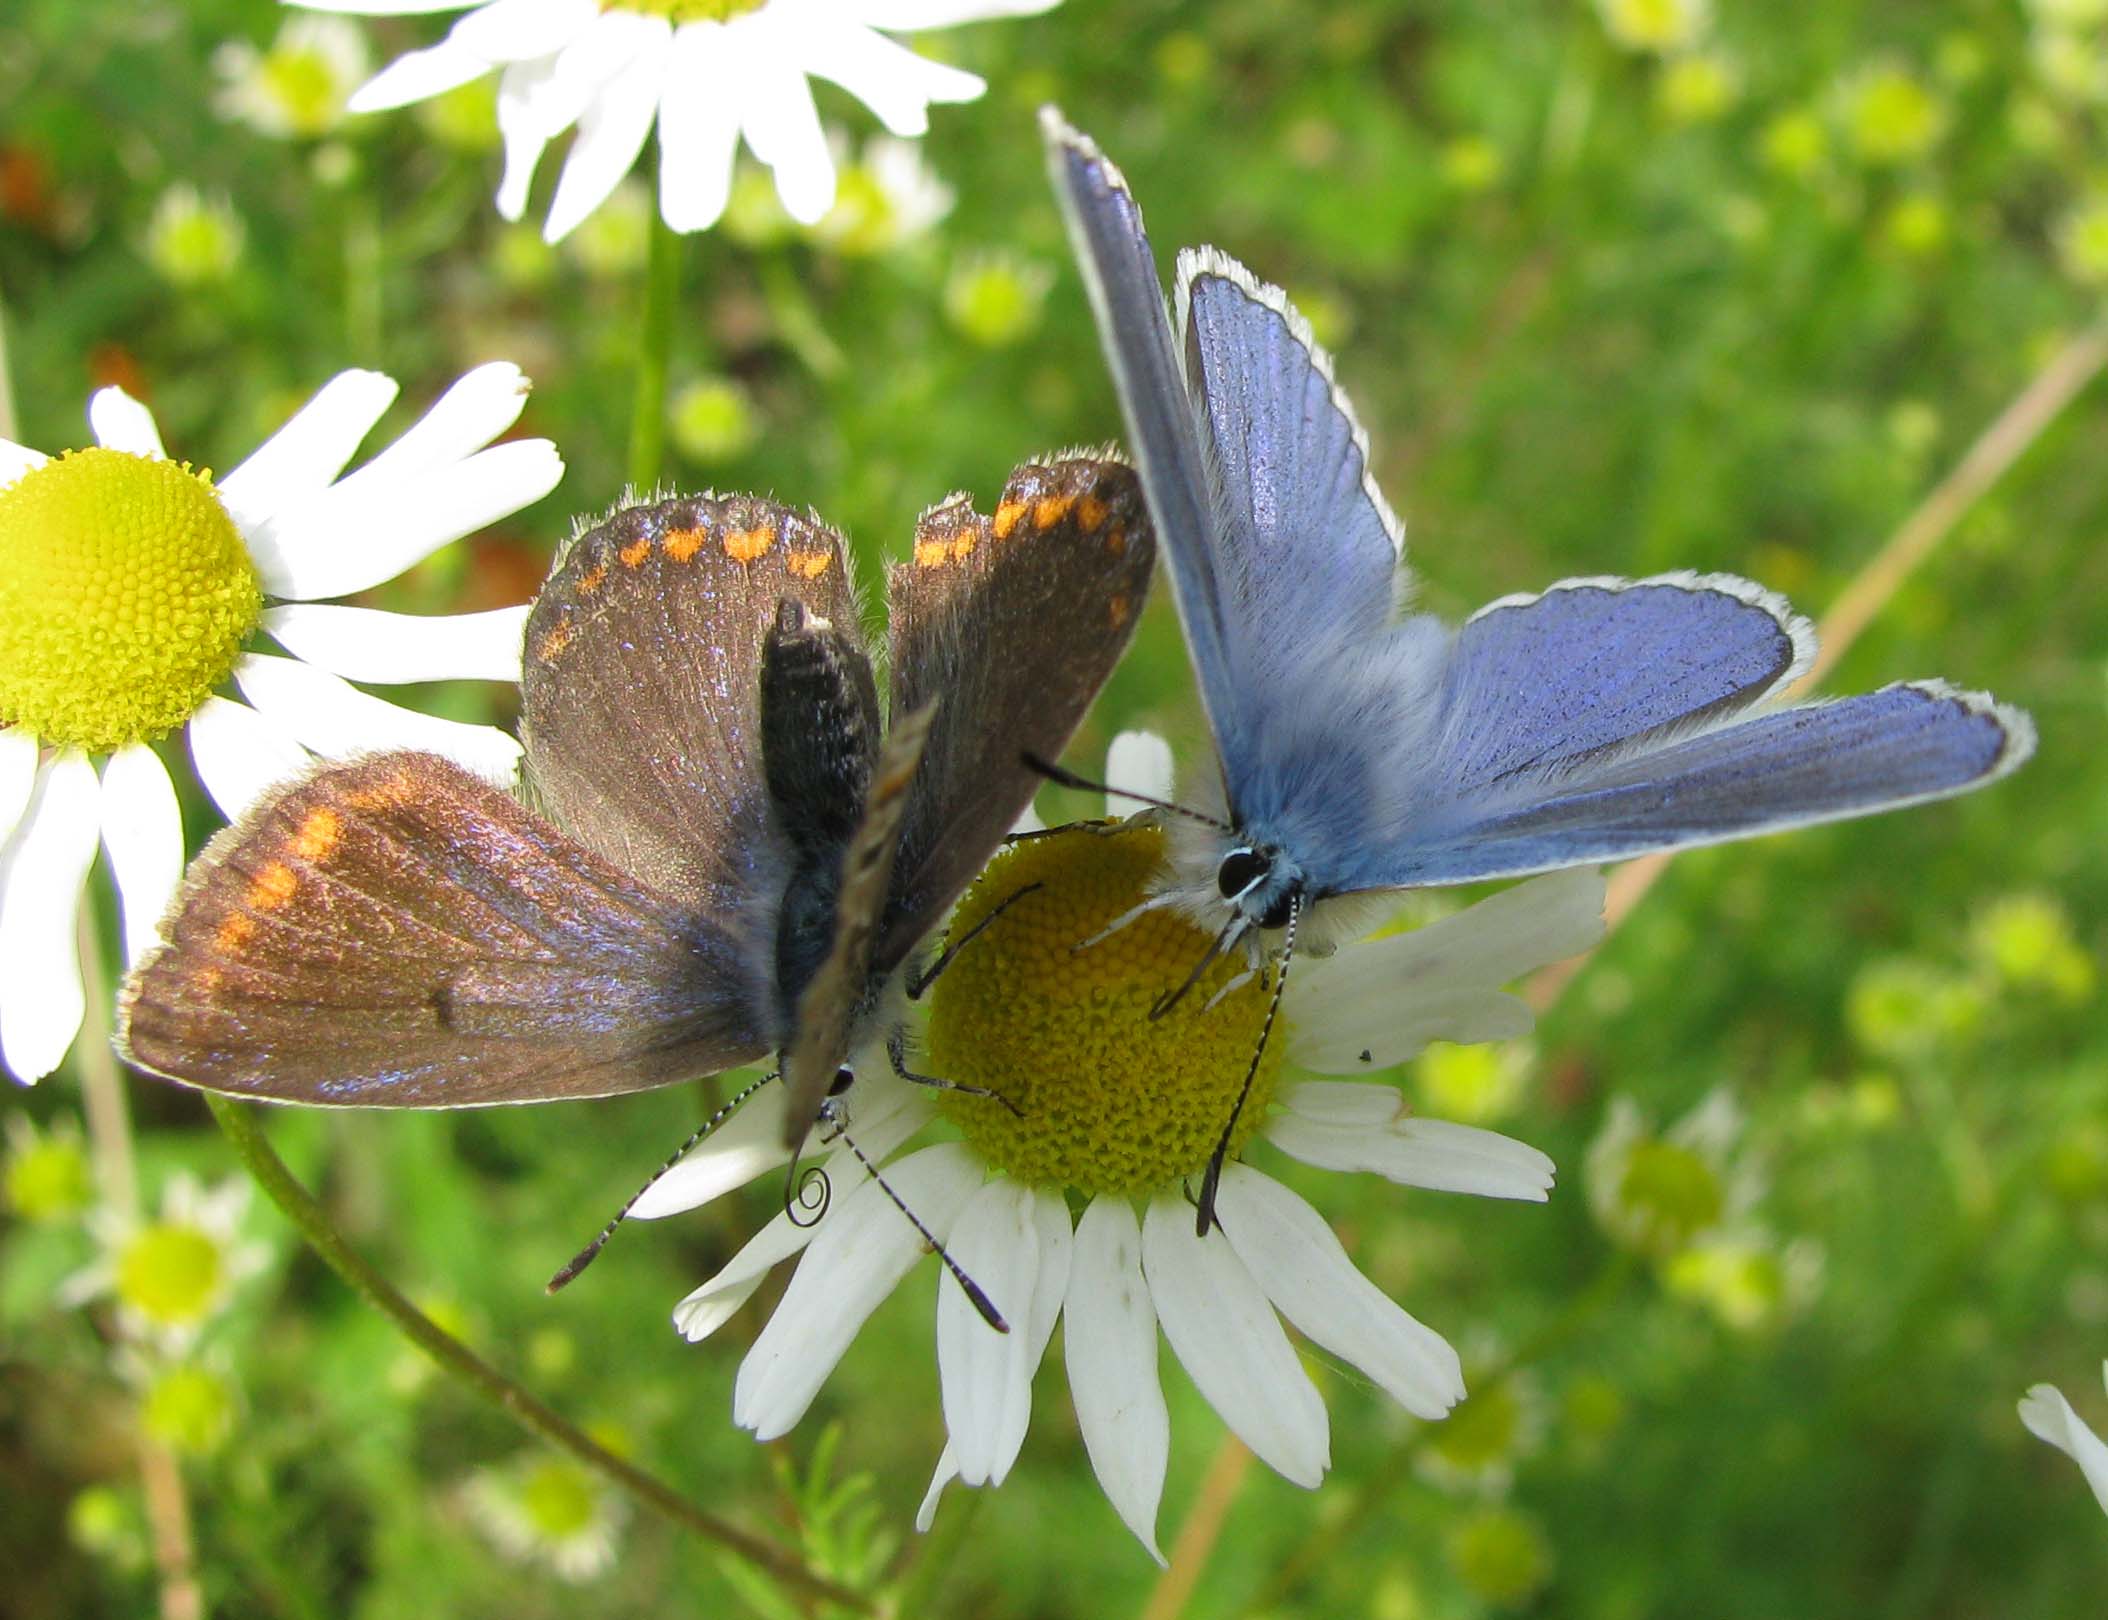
[261,46,344,137]
[1617,1139,1724,1250]
[114,1220,226,1328]
[926,821,1284,1197]
[519,1460,602,1540]
[0,448,261,751]
[613,0,767,21]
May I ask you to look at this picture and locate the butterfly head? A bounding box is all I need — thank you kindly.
[1215,843,1301,934]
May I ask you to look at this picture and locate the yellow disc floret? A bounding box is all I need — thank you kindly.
[115,1220,226,1329]
[614,0,767,21]
[926,820,1284,1197]
[0,447,261,751]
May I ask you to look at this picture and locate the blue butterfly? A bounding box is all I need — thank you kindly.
[1042,110,2035,1222]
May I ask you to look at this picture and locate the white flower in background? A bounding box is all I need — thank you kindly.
[2020,1363,2108,1518]
[142,185,247,288]
[1585,1089,1759,1259]
[812,132,954,255]
[215,14,374,139]
[0,363,562,1082]
[1595,0,1710,55]
[61,1174,268,1353]
[295,0,1063,243]
[636,732,1605,1558]
[465,1449,628,1581]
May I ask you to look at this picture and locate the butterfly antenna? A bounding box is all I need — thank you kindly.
[907,882,1043,999]
[1021,750,1230,831]
[1150,913,1249,1021]
[548,1073,778,1293]
[1194,896,1300,1237]
[831,1122,1010,1334]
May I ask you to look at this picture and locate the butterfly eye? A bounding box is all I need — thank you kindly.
[828,1066,856,1097]
[1258,892,1295,931]
[1217,847,1270,900]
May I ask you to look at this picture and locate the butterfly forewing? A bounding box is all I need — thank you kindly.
[778,703,939,1148]
[879,456,1155,967]
[119,752,771,1105]
[522,495,859,912]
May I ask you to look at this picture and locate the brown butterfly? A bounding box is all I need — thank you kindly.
[119,458,1154,1157]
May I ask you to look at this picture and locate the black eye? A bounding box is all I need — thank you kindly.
[1259,893,1294,931]
[1217,848,1269,899]
[828,1066,855,1097]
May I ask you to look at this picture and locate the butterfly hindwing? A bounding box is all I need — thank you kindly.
[118,752,771,1105]
[879,456,1155,968]
[522,495,859,913]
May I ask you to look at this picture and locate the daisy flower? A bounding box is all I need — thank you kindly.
[465,1448,629,1581]
[0,363,562,1082]
[61,1172,269,1353]
[2020,1364,2108,1518]
[214,14,374,139]
[635,735,1605,1558]
[298,0,1063,243]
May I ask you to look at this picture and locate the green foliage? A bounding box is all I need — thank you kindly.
[5,0,2108,1615]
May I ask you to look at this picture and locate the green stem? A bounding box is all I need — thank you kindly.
[627,211,683,491]
[202,1093,869,1614]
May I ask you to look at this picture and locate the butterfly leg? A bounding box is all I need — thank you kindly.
[886,1025,1024,1117]
[905,882,1044,1000]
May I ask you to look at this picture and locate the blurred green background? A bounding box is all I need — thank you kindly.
[4,0,2107,1615]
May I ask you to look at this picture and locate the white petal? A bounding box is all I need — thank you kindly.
[97,746,184,964]
[216,370,400,539]
[233,654,522,787]
[495,57,561,219]
[0,754,100,1082]
[1140,1193,1328,1488]
[629,1081,793,1221]
[915,1445,960,1532]
[736,34,836,223]
[262,604,528,684]
[798,23,983,136]
[1214,1164,1463,1420]
[669,1084,935,1330]
[936,1181,1070,1486]
[849,0,1062,26]
[185,697,312,823]
[0,730,38,847]
[349,38,493,112]
[1066,1196,1169,1563]
[1105,729,1174,810]
[1275,1079,1408,1128]
[452,0,598,63]
[1266,1107,1556,1201]
[88,388,166,458]
[657,24,743,232]
[329,362,537,491]
[507,10,648,144]
[0,440,47,486]
[249,438,562,602]
[542,23,669,244]
[734,1143,980,1439]
[1288,869,1607,1073]
[2020,1376,2108,1516]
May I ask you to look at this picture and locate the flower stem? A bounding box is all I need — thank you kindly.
[79,904,206,1620]
[200,1093,869,1613]
[627,210,683,492]
[1136,1435,1253,1620]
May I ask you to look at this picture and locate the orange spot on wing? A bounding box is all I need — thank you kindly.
[247,863,299,912]
[576,563,608,594]
[663,526,706,562]
[535,621,574,662]
[618,537,653,568]
[915,539,952,566]
[786,548,834,579]
[214,914,255,952]
[1032,494,1074,531]
[993,500,1027,540]
[723,525,775,563]
[292,806,341,862]
[1105,524,1128,556]
[1109,593,1131,628]
[346,771,414,812]
[1076,494,1110,533]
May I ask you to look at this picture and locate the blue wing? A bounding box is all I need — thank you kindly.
[1338,680,2033,889]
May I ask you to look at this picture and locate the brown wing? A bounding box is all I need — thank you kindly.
[522,495,862,912]
[118,753,771,1106]
[777,702,938,1148]
[879,456,1155,967]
